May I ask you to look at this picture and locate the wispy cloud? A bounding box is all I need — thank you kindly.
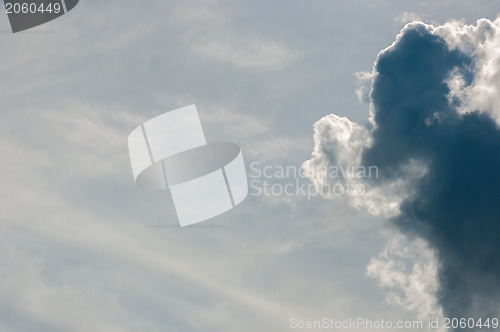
[192,34,301,69]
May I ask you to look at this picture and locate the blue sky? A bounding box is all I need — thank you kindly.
[1,1,500,331]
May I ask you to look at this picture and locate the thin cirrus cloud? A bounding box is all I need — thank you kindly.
[302,18,500,320]
[192,34,301,69]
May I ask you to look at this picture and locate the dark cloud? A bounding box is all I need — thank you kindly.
[363,23,500,321]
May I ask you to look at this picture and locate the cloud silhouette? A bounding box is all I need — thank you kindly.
[304,19,500,321]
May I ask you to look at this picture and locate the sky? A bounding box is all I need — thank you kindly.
[1,1,500,331]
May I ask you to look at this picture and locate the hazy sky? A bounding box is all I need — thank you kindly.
[1,1,500,331]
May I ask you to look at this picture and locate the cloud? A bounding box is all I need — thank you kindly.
[302,114,427,217]
[0,4,375,329]
[303,18,500,320]
[168,2,302,70]
[394,12,424,25]
[0,98,315,331]
[8,1,500,330]
[192,34,301,69]
[366,235,442,321]
[434,19,500,126]
[354,71,373,103]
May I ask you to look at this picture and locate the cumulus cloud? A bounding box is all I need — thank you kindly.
[434,19,500,126]
[303,18,500,321]
[302,114,427,217]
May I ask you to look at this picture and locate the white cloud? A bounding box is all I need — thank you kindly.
[354,71,373,103]
[433,18,500,126]
[193,34,301,69]
[197,102,309,163]
[301,114,427,217]
[367,235,443,324]
[302,114,371,183]
[166,2,302,70]
[395,12,424,25]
